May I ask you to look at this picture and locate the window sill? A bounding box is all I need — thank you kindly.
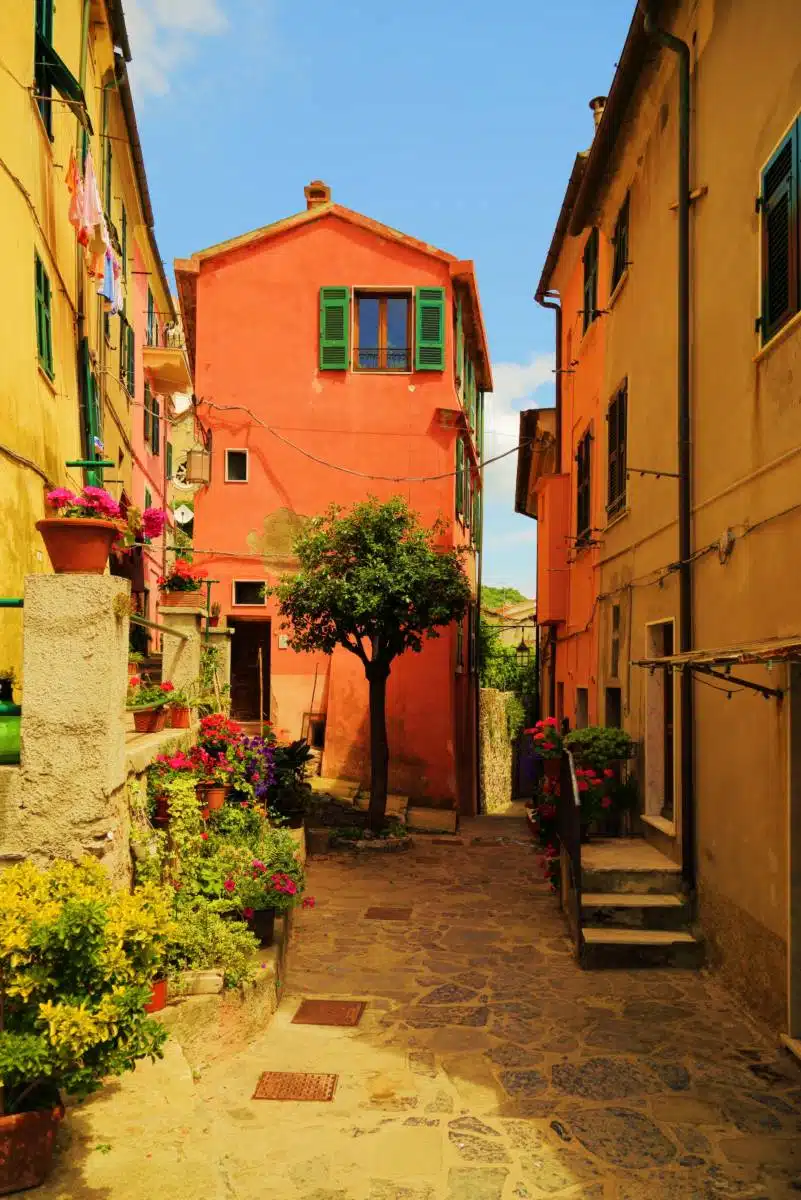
[604,504,629,531]
[224,479,249,485]
[754,308,801,364]
[38,362,56,393]
[641,812,676,838]
[608,268,630,311]
[352,369,414,377]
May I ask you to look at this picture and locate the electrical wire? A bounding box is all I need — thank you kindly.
[202,399,522,483]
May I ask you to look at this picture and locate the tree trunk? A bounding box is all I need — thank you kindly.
[367,665,390,833]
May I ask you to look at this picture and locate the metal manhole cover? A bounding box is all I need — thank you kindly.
[364,907,412,921]
[252,1071,338,1101]
[292,999,366,1027]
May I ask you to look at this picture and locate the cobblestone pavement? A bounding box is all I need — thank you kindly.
[42,818,801,1199]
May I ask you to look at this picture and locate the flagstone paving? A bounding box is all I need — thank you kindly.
[40,817,801,1198]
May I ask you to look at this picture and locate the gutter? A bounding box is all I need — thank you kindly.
[641,1,695,889]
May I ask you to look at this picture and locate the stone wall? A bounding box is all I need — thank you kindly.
[479,688,514,814]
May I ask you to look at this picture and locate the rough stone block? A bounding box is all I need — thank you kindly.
[408,807,458,834]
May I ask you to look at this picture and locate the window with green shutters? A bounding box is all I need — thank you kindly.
[144,487,152,511]
[78,338,102,483]
[455,436,465,517]
[760,117,801,343]
[415,287,445,371]
[104,135,112,218]
[454,295,464,387]
[611,193,630,292]
[144,382,152,443]
[147,287,157,347]
[121,205,127,281]
[319,287,349,369]
[166,441,173,480]
[34,254,54,378]
[582,227,599,335]
[151,396,160,456]
[120,316,134,394]
[34,0,54,133]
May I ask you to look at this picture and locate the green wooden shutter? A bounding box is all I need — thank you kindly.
[126,323,135,394]
[147,287,155,346]
[416,287,445,371]
[455,295,464,386]
[455,436,465,516]
[119,314,126,379]
[104,136,112,216]
[166,441,173,480]
[152,397,160,455]
[319,287,349,369]
[761,123,800,342]
[144,382,152,443]
[34,255,54,378]
[78,337,102,484]
[121,205,127,280]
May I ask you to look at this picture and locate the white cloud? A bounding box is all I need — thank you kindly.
[124,0,228,97]
[483,353,555,503]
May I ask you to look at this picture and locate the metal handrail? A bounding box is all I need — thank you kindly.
[130,614,189,642]
[0,599,23,608]
[559,749,584,960]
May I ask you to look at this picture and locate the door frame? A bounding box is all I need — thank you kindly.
[228,617,271,723]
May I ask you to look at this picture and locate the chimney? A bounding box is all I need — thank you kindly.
[304,180,331,210]
[589,96,607,133]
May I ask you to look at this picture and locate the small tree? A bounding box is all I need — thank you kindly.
[273,497,471,830]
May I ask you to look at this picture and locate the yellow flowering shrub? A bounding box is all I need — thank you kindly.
[0,859,173,1116]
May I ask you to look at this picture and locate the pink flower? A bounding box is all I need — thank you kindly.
[603,768,615,778]
[285,880,298,896]
[601,796,613,809]
[46,487,77,508]
[533,732,546,742]
[544,718,559,727]
[142,507,166,539]
[160,681,175,693]
[252,860,266,874]
[129,676,141,688]
[223,878,236,893]
[578,781,589,792]
[302,897,315,909]
[542,742,555,752]
[243,907,254,919]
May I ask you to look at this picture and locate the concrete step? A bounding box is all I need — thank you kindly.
[581,867,684,896]
[581,925,704,969]
[581,891,691,930]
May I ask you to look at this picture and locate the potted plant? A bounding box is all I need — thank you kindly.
[564,725,636,772]
[157,559,208,608]
[127,676,173,734]
[0,668,21,768]
[167,684,195,729]
[128,650,145,679]
[525,718,564,782]
[209,601,221,628]
[36,486,123,574]
[0,860,172,1195]
[209,829,314,948]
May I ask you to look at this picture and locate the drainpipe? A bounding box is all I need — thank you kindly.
[535,290,563,720]
[642,3,695,889]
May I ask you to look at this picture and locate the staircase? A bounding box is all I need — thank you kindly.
[578,838,704,968]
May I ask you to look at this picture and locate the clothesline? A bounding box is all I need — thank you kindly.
[65,146,125,316]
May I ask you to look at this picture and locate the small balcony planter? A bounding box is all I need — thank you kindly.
[144,977,168,1014]
[159,590,204,608]
[0,1101,65,1196]
[132,707,168,734]
[158,559,207,608]
[36,516,120,575]
[169,705,191,729]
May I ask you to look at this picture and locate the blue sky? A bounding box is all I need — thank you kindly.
[127,0,634,597]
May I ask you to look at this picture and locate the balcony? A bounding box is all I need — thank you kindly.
[143,326,192,394]
[514,408,558,516]
[354,347,411,371]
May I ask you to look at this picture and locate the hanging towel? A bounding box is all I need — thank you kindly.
[66,148,85,240]
[98,249,115,310]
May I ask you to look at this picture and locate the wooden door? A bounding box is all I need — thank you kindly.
[229,620,270,721]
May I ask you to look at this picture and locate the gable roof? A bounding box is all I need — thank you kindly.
[174,201,492,389]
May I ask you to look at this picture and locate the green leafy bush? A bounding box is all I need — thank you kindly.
[0,860,171,1115]
[564,726,635,770]
[166,904,259,989]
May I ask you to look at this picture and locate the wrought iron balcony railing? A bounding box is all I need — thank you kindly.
[355,347,410,371]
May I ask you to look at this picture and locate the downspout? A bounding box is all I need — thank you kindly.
[74,0,91,486]
[535,290,563,719]
[642,3,695,889]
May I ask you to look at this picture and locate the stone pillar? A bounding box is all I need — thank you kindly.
[159,604,204,696]
[16,574,131,878]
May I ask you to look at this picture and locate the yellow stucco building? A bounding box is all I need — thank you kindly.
[0,0,188,679]
[552,0,801,1032]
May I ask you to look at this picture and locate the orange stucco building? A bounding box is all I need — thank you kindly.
[175,182,491,811]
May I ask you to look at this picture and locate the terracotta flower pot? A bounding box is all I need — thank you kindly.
[145,977,168,1013]
[169,705,191,729]
[133,707,167,734]
[0,1103,65,1195]
[209,615,220,627]
[159,590,204,608]
[245,908,276,948]
[201,785,226,811]
[128,660,141,679]
[36,517,119,575]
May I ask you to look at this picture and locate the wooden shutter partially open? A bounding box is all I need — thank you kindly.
[415,287,445,371]
[319,287,350,369]
[761,125,799,343]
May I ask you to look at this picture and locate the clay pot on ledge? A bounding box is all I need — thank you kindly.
[132,707,168,734]
[159,590,204,608]
[202,785,226,811]
[209,615,220,627]
[144,977,168,1013]
[0,1101,65,1195]
[169,705,191,729]
[36,517,120,574]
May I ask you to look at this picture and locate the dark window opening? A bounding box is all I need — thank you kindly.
[607,381,627,516]
[610,603,621,678]
[611,194,630,291]
[582,227,599,334]
[233,580,266,606]
[34,0,54,134]
[226,449,248,482]
[576,429,592,543]
[760,118,800,344]
[576,687,589,729]
[606,686,622,728]
[355,293,410,370]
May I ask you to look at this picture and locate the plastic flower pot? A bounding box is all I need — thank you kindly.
[203,785,226,811]
[144,977,168,1013]
[133,707,168,734]
[245,908,276,948]
[0,1103,65,1196]
[159,590,204,608]
[35,516,120,574]
[169,705,191,729]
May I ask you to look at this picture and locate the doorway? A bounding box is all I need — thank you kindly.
[229,620,270,722]
[789,666,801,1039]
[644,620,675,824]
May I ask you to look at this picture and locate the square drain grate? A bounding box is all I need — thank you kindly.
[433,838,464,846]
[292,999,366,1027]
[252,1071,338,1102]
[364,906,412,921]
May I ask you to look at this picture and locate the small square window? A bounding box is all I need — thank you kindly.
[226,449,249,482]
[233,580,265,606]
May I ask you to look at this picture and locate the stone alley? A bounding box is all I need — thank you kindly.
[38,816,801,1200]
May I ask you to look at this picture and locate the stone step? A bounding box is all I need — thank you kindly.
[354,792,409,820]
[407,806,458,834]
[581,925,704,969]
[581,891,691,931]
[581,867,685,896]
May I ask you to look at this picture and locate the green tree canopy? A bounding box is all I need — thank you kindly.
[274,497,471,828]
